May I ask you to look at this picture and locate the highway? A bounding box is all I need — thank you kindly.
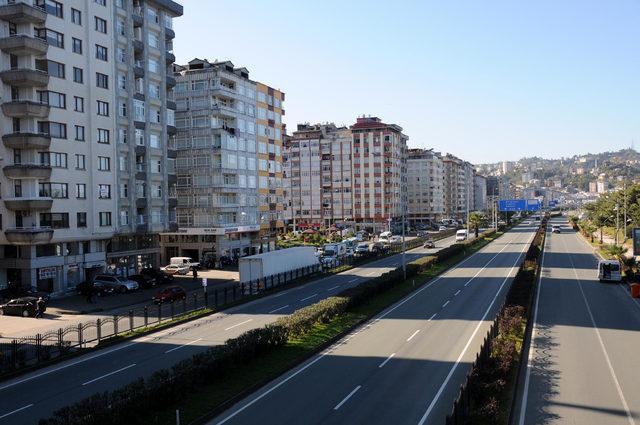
[211,224,537,425]
[0,233,461,424]
[515,218,640,425]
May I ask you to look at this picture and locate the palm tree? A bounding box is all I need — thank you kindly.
[603,244,628,265]
[593,213,607,244]
[468,211,486,238]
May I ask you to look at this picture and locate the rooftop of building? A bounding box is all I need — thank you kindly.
[149,0,183,16]
[350,116,405,135]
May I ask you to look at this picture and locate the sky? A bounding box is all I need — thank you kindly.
[173,0,640,163]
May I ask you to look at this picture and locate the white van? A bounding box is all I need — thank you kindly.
[598,260,622,282]
[455,229,468,242]
[170,256,200,269]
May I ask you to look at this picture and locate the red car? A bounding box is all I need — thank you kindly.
[152,286,186,304]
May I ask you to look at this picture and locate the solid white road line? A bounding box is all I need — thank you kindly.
[563,238,635,425]
[517,234,547,425]
[268,305,290,314]
[334,385,362,410]
[378,353,396,368]
[215,230,526,425]
[428,313,437,321]
[406,330,421,342]
[417,231,535,425]
[300,293,318,302]
[0,403,34,420]
[82,363,136,386]
[454,290,461,296]
[164,338,203,354]
[442,301,450,308]
[348,278,359,283]
[327,286,340,292]
[224,319,253,331]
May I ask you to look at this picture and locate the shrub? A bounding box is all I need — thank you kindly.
[276,297,349,337]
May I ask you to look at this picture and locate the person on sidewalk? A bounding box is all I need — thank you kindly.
[35,297,46,319]
[192,267,198,280]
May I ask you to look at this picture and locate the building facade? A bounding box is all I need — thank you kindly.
[351,116,407,232]
[0,0,181,293]
[283,123,353,228]
[473,174,487,211]
[160,59,284,265]
[443,154,475,220]
[406,148,444,225]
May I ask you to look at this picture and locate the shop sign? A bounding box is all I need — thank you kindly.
[39,267,57,280]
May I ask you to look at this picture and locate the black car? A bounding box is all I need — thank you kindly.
[76,281,115,297]
[129,274,156,289]
[0,297,43,317]
[140,268,174,284]
[0,286,50,303]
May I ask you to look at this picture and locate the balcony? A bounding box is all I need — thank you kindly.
[168,198,178,208]
[0,68,48,87]
[166,99,176,110]
[2,132,50,149]
[135,145,146,155]
[133,65,144,78]
[1,100,49,118]
[5,227,53,245]
[165,51,175,63]
[3,163,51,179]
[0,1,46,24]
[165,75,176,88]
[168,174,177,185]
[136,198,147,208]
[133,39,144,52]
[132,13,143,27]
[136,223,149,233]
[165,27,175,39]
[167,124,177,135]
[167,148,177,159]
[4,197,52,211]
[0,34,47,55]
[167,222,178,232]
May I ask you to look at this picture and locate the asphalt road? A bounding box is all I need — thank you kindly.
[0,233,462,424]
[515,218,640,425]
[210,224,538,425]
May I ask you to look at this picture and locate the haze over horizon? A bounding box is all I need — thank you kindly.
[174,0,640,163]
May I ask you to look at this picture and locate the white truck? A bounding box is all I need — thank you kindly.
[169,256,200,269]
[321,243,347,267]
[239,247,319,283]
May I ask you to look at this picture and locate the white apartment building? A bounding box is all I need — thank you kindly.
[160,59,268,265]
[406,148,444,226]
[351,116,407,232]
[283,123,353,228]
[0,0,181,294]
[443,154,475,220]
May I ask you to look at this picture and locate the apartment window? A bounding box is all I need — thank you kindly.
[72,38,82,54]
[116,18,125,36]
[77,212,87,228]
[73,67,83,83]
[75,154,85,170]
[40,213,69,229]
[120,183,128,198]
[35,60,64,78]
[117,47,126,63]
[97,128,110,144]
[149,133,160,148]
[98,156,110,171]
[38,91,65,108]
[96,72,109,89]
[118,156,128,171]
[134,100,145,121]
[36,28,64,48]
[95,0,106,5]
[75,125,85,142]
[74,96,84,112]
[118,73,126,89]
[151,184,162,198]
[97,100,109,116]
[118,128,127,144]
[98,184,111,199]
[99,212,112,227]
[43,0,63,18]
[95,16,107,33]
[148,58,159,74]
[148,84,160,99]
[76,183,86,198]
[39,151,67,168]
[135,129,144,145]
[120,210,129,225]
[119,102,127,117]
[147,7,158,23]
[71,8,81,25]
[148,33,159,48]
[39,182,67,198]
[38,121,67,139]
[95,45,108,61]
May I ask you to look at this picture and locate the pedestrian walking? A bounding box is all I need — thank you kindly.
[192,267,198,280]
[35,297,46,319]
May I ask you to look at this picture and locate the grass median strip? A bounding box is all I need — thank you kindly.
[39,230,502,425]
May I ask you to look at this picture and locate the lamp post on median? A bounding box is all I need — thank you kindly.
[614,204,620,246]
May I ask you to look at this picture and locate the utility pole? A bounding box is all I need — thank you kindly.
[623,180,628,242]
[615,203,620,245]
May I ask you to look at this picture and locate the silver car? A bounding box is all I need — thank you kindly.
[93,275,139,294]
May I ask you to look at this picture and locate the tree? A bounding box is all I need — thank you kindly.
[603,244,628,267]
[468,211,486,238]
[592,213,608,244]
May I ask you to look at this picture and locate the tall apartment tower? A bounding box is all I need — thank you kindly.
[160,59,284,264]
[107,0,182,277]
[406,148,444,226]
[443,154,475,220]
[0,0,182,294]
[283,123,353,228]
[351,116,407,232]
[255,82,285,251]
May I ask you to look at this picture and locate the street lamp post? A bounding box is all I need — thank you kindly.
[623,181,628,242]
[615,204,620,245]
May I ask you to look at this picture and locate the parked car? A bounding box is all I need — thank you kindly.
[438,225,448,232]
[93,275,139,294]
[128,274,156,289]
[389,235,403,244]
[0,286,50,303]
[0,297,43,317]
[423,239,435,249]
[371,242,389,254]
[152,286,187,304]
[455,229,468,242]
[140,268,174,284]
[355,242,370,256]
[552,225,561,234]
[162,264,189,275]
